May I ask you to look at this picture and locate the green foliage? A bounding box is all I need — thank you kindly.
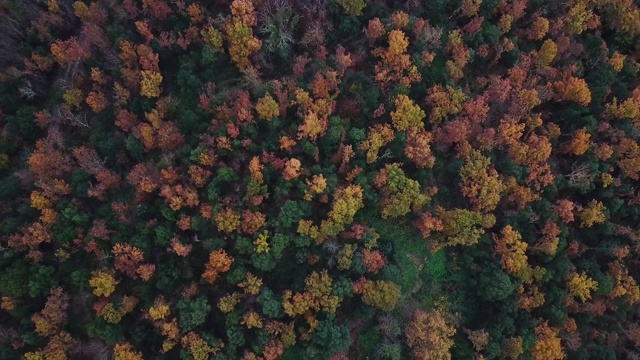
[177,296,211,331]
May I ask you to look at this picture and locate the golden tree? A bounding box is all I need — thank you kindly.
[317,185,364,240]
[354,279,401,312]
[140,71,163,97]
[493,225,531,280]
[113,342,143,360]
[567,271,598,302]
[390,94,426,131]
[554,76,591,106]
[405,309,456,360]
[282,270,341,316]
[225,0,261,72]
[256,93,279,120]
[360,124,395,163]
[374,29,421,88]
[531,321,564,360]
[374,163,431,219]
[214,208,241,233]
[458,150,505,213]
[578,200,606,228]
[89,270,118,297]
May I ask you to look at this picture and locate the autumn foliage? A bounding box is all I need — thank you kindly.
[3,0,640,358]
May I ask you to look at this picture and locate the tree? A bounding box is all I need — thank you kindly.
[112,244,145,278]
[493,225,531,280]
[567,272,598,302]
[317,185,364,240]
[337,0,366,16]
[297,111,327,141]
[86,91,107,112]
[202,250,233,284]
[50,37,88,66]
[461,0,482,17]
[374,163,431,219]
[364,18,385,44]
[113,342,143,360]
[458,150,505,212]
[256,93,279,120]
[561,128,591,155]
[282,270,341,316]
[225,0,261,72]
[425,85,466,125]
[360,124,395,163]
[304,174,327,201]
[405,309,456,360]
[502,337,524,359]
[531,321,564,360]
[390,95,425,131]
[554,76,591,106]
[214,208,241,233]
[89,270,118,297]
[374,29,421,88]
[32,287,69,337]
[405,128,435,168]
[578,200,606,228]
[241,210,266,235]
[527,16,549,40]
[362,249,385,273]
[354,278,400,312]
[283,158,302,181]
[536,39,557,66]
[177,296,210,331]
[534,220,561,255]
[434,207,490,250]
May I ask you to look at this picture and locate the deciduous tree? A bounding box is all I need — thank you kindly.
[405,309,456,360]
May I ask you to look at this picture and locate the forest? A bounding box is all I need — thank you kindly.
[1,0,640,358]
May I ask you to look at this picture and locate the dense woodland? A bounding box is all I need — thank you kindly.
[2,0,640,358]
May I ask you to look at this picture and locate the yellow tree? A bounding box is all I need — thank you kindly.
[374,30,421,88]
[374,163,431,219]
[113,342,143,360]
[531,321,564,360]
[225,0,261,72]
[390,94,425,131]
[360,124,394,163]
[89,270,118,297]
[535,39,557,66]
[214,208,241,233]
[336,0,366,16]
[318,185,364,240]
[282,270,341,316]
[561,128,591,155]
[140,71,163,97]
[567,271,598,302]
[405,309,456,360]
[297,111,328,142]
[256,93,279,120]
[434,207,492,251]
[354,278,401,312]
[493,225,532,280]
[554,76,591,106]
[578,200,606,228]
[458,150,505,213]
